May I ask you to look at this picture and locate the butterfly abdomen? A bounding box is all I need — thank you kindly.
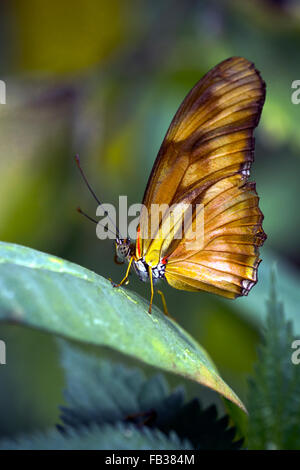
[133,258,167,284]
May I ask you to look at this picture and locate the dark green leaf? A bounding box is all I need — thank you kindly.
[59,340,242,450]
[0,424,192,450]
[247,270,300,450]
[58,339,184,430]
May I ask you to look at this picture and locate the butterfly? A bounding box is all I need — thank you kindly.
[77,57,266,315]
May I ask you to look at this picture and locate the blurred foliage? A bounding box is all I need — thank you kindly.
[247,272,300,450]
[10,0,127,74]
[0,339,241,450]
[0,0,300,449]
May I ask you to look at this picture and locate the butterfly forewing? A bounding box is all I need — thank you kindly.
[138,56,266,298]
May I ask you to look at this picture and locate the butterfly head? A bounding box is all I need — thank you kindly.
[115,237,132,262]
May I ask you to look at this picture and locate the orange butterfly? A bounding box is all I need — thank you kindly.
[77,57,266,314]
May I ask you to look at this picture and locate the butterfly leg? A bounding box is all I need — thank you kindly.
[148,266,154,314]
[157,290,170,317]
[110,256,134,288]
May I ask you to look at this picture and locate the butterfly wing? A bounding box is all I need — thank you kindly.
[137,56,266,297]
[165,175,266,298]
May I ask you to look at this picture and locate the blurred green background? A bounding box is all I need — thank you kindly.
[1,0,300,438]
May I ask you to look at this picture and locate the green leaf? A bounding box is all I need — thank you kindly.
[58,340,242,449]
[247,270,300,450]
[159,400,243,450]
[0,423,192,450]
[0,241,245,412]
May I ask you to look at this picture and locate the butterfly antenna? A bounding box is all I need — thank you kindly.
[77,207,98,224]
[77,207,117,238]
[75,154,121,239]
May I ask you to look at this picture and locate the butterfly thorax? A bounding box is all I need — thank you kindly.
[115,238,166,284]
[133,257,166,284]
